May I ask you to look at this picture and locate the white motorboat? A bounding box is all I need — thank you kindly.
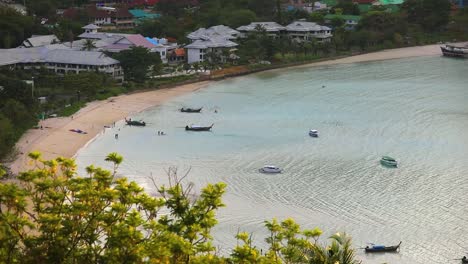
[259,165,282,174]
[309,129,319,137]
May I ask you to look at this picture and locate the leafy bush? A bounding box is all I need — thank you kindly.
[0,153,361,264]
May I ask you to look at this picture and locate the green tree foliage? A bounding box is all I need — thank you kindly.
[0,153,361,263]
[309,12,325,24]
[224,9,257,28]
[237,26,273,62]
[447,7,468,37]
[54,19,85,42]
[248,0,276,20]
[136,16,186,41]
[156,0,199,18]
[0,6,34,48]
[0,74,37,158]
[113,46,163,82]
[283,9,310,24]
[81,39,97,51]
[27,0,58,18]
[0,114,15,158]
[0,74,34,107]
[357,11,407,46]
[334,0,361,15]
[401,0,451,31]
[0,99,36,131]
[62,72,111,96]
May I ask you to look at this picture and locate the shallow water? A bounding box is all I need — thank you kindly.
[76,56,468,264]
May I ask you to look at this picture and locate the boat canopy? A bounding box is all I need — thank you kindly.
[381,156,396,161]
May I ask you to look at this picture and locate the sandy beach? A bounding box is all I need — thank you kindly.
[7,43,457,174]
[8,81,210,174]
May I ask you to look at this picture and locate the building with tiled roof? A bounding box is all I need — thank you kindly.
[21,35,60,48]
[187,25,240,41]
[114,7,135,29]
[0,46,123,80]
[185,36,238,64]
[185,25,240,64]
[285,21,332,42]
[168,48,186,63]
[62,6,135,29]
[237,22,286,38]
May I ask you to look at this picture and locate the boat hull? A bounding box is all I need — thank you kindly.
[126,121,146,126]
[259,168,282,174]
[185,125,213,131]
[380,160,397,167]
[441,46,468,58]
[180,107,202,113]
[365,242,401,253]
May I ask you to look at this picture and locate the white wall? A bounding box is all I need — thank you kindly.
[187,48,201,64]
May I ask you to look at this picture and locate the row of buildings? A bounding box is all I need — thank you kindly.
[0,19,332,80]
[185,21,332,64]
[61,5,160,30]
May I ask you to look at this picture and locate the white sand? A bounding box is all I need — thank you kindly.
[8,43,461,174]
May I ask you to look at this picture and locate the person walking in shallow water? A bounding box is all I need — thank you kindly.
[115,133,118,139]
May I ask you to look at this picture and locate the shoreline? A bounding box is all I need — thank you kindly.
[7,81,211,174]
[6,43,459,174]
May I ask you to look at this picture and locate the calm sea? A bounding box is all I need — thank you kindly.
[76,56,468,264]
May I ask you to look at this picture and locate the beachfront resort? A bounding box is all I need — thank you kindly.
[1,0,468,263]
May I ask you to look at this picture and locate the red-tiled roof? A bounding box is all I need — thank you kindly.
[63,8,79,19]
[166,37,177,43]
[173,48,185,56]
[86,6,110,18]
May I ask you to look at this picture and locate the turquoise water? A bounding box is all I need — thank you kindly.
[76,56,468,264]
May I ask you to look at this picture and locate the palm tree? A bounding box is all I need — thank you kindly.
[81,39,97,51]
[304,232,360,264]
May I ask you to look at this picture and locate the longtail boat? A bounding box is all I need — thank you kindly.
[365,241,401,253]
[125,119,146,126]
[441,45,468,58]
[180,107,202,113]
[185,124,213,131]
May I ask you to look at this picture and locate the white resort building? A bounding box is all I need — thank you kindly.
[185,25,239,64]
[0,46,124,81]
[285,21,332,42]
[236,22,286,38]
[185,37,238,64]
[187,25,241,41]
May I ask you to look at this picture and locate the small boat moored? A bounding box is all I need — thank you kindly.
[365,241,401,253]
[185,124,213,131]
[380,156,397,167]
[441,44,468,58]
[259,165,282,174]
[309,129,319,137]
[180,107,202,113]
[125,119,146,126]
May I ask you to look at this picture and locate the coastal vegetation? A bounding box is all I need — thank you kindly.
[0,153,360,263]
